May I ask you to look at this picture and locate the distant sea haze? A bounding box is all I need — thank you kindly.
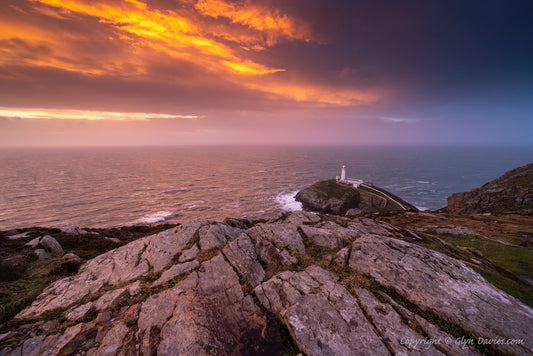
[0,146,532,230]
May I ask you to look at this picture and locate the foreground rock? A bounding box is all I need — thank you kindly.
[447,163,533,214]
[295,179,417,215]
[0,211,531,355]
[349,236,533,356]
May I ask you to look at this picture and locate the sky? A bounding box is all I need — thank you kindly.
[0,0,532,146]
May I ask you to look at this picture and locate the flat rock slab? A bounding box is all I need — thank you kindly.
[349,235,533,356]
[15,221,202,320]
[255,266,390,356]
[247,222,306,254]
[355,287,444,355]
[151,260,199,287]
[222,234,265,287]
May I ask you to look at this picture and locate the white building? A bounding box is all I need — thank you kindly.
[337,165,363,187]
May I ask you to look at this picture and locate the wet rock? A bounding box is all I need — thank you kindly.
[39,235,64,257]
[349,235,533,356]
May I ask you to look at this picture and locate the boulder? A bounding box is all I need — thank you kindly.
[39,235,64,257]
[62,253,82,264]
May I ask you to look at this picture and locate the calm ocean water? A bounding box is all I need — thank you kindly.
[1,146,532,230]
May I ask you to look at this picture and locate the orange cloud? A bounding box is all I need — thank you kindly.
[23,0,284,75]
[195,0,311,45]
[0,107,200,120]
[1,0,382,107]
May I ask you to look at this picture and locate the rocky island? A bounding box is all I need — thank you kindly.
[295,179,418,215]
[0,165,532,355]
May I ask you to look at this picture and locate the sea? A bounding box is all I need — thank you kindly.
[1,146,532,230]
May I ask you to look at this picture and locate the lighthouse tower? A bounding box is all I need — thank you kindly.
[341,165,346,181]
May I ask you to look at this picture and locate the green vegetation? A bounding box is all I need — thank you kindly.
[82,339,97,350]
[343,273,503,355]
[420,234,533,307]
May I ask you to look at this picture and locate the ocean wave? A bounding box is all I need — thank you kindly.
[416,206,430,211]
[128,211,174,225]
[416,181,430,184]
[276,191,302,212]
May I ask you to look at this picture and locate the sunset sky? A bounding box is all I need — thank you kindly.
[1,0,532,146]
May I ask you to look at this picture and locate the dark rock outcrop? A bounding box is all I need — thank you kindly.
[447,163,533,214]
[1,211,531,356]
[295,179,417,215]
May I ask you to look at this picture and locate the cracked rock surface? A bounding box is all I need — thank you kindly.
[1,211,531,356]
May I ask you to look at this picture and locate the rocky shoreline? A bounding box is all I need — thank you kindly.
[0,208,532,355]
[0,165,532,355]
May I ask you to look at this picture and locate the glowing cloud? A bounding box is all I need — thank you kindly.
[0,108,200,121]
[195,0,311,45]
[19,0,286,75]
[0,0,382,107]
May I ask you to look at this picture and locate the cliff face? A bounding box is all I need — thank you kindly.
[1,211,531,356]
[295,179,417,214]
[447,163,533,214]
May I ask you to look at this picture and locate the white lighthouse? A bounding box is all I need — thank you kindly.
[340,165,346,181]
